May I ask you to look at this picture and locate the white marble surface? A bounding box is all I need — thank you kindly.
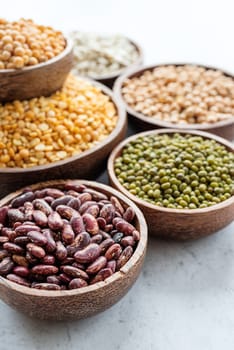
[1,1,234,349]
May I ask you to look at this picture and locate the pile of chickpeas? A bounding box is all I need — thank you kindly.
[122,65,234,124]
[0,18,66,69]
[0,75,117,168]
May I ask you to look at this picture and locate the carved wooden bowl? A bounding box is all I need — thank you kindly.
[113,63,234,141]
[0,80,126,198]
[108,129,234,240]
[0,180,147,320]
[0,38,73,102]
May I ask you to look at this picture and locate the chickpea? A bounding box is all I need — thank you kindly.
[122,65,234,125]
[0,18,66,69]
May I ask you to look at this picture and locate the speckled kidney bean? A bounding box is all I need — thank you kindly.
[0,182,140,290]
[31,264,58,275]
[15,224,40,234]
[85,204,99,218]
[110,196,124,215]
[32,283,61,290]
[11,192,35,208]
[105,243,122,260]
[0,257,14,275]
[27,243,45,259]
[14,236,30,246]
[13,266,29,277]
[8,209,25,223]
[0,237,9,244]
[69,278,88,289]
[70,215,85,234]
[90,234,103,244]
[32,210,48,227]
[60,265,89,280]
[0,249,9,260]
[27,231,48,246]
[51,195,74,209]
[116,246,133,270]
[123,207,135,222]
[78,192,92,204]
[62,223,75,244]
[59,273,71,284]
[90,268,113,284]
[12,254,28,267]
[121,236,135,247]
[74,243,101,264]
[67,232,90,256]
[86,256,107,274]
[99,238,114,254]
[42,229,56,253]
[67,198,81,210]
[33,199,52,215]
[6,273,30,287]
[82,213,99,235]
[84,189,108,201]
[47,275,61,285]
[114,219,135,235]
[106,260,116,273]
[100,204,115,224]
[48,211,64,231]
[3,242,24,255]
[55,241,67,261]
[79,201,96,215]
[41,255,55,265]
[0,206,8,225]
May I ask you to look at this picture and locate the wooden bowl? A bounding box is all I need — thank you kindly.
[74,38,143,88]
[0,38,73,102]
[108,129,234,240]
[113,63,234,141]
[0,179,147,320]
[0,80,126,198]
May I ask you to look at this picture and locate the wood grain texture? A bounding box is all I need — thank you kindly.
[0,39,73,102]
[0,180,147,320]
[108,129,234,240]
[91,39,143,88]
[113,63,234,141]
[0,81,127,198]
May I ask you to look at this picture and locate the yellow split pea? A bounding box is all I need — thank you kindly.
[0,75,118,168]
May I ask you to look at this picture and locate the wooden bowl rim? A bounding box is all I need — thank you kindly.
[107,128,234,214]
[113,62,234,130]
[0,37,73,74]
[0,77,126,173]
[73,36,143,81]
[0,179,147,296]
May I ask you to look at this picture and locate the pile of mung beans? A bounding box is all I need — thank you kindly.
[0,18,66,69]
[122,65,234,124]
[0,181,139,290]
[114,133,234,209]
[70,31,139,78]
[0,75,117,168]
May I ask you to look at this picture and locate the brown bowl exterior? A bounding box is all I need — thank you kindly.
[0,38,73,102]
[108,129,234,240]
[89,39,143,88]
[0,180,147,320]
[0,80,127,198]
[113,63,234,141]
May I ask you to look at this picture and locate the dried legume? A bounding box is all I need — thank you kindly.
[0,18,66,69]
[122,65,234,124]
[0,75,117,168]
[114,133,234,209]
[70,32,139,78]
[0,181,139,290]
